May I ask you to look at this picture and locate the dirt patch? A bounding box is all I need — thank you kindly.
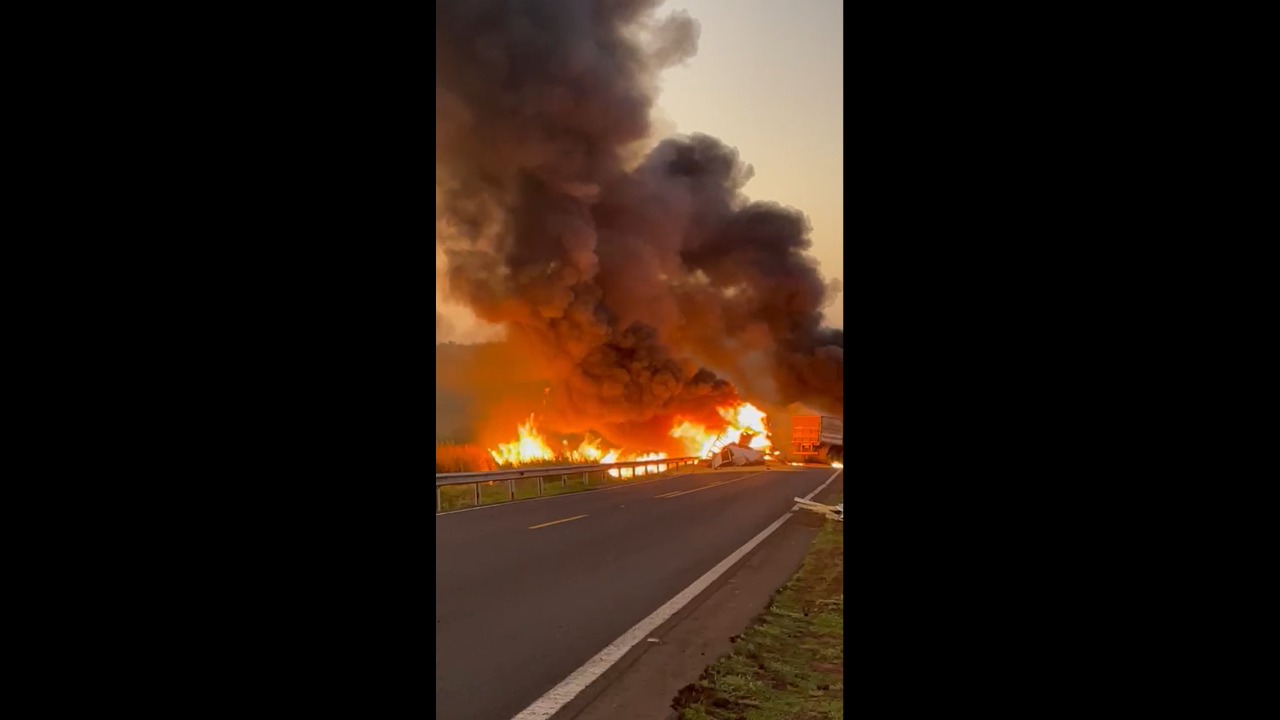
[794,509,828,528]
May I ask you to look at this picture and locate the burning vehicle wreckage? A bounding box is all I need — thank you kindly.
[712,427,844,523]
[434,0,845,494]
[477,410,846,522]
[481,403,785,473]
[483,401,773,463]
[709,441,767,469]
[476,405,844,515]
[478,402,842,472]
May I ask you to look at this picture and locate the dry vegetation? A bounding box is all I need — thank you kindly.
[434,442,591,474]
[435,443,497,473]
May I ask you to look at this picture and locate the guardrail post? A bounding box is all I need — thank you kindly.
[435,457,698,503]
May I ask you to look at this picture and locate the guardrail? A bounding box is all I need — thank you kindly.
[435,456,703,511]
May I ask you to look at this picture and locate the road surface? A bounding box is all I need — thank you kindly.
[435,465,841,720]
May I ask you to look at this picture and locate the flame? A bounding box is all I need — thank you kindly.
[487,418,618,467]
[723,402,767,435]
[487,401,773,471]
[488,415,556,466]
[608,451,669,477]
[669,420,720,459]
[831,461,843,468]
[576,435,604,462]
[670,401,773,458]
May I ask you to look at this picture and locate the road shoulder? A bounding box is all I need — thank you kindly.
[559,475,844,720]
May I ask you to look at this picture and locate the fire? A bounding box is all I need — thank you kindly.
[669,420,720,459]
[575,435,604,462]
[488,415,556,466]
[670,401,773,458]
[724,403,767,435]
[831,461,844,468]
[487,417,621,467]
[607,451,669,477]
[486,401,773,469]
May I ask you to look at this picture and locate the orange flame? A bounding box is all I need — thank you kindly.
[670,401,773,458]
[487,402,772,470]
[608,451,669,477]
[488,415,556,466]
[575,435,604,462]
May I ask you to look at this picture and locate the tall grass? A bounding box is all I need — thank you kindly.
[434,442,607,473]
[435,443,497,473]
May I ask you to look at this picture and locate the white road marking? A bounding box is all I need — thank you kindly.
[654,471,760,498]
[528,514,590,530]
[509,467,844,720]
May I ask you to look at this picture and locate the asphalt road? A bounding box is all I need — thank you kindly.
[435,465,840,720]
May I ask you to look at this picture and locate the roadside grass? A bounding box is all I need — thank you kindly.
[434,443,498,473]
[435,442,592,474]
[436,462,695,512]
[672,492,844,720]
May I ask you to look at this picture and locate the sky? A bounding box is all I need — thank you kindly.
[437,0,844,341]
[656,0,844,328]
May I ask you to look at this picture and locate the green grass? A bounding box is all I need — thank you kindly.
[436,463,692,512]
[672,493,844,720]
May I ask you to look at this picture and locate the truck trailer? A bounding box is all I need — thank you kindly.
[790,415,843,464]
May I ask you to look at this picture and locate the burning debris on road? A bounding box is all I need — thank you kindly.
[484,401,775,469]
[710,443,766,469]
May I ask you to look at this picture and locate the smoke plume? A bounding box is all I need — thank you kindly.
[437,0,842,449]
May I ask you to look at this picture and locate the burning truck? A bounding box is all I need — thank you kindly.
[709,442,768,469]
[479,405,849,472]
[713,414,845,469]
[436,1,845,468]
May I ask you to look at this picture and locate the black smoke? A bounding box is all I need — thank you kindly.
[436,0,842,447]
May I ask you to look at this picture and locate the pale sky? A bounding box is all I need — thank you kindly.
[656,0,844,328]
[437,0,843,341]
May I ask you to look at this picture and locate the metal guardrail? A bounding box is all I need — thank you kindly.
[435,456,703,511]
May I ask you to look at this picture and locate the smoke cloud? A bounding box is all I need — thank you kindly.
[437,0,842,449]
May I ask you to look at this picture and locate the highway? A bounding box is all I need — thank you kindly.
[435,464,842,720]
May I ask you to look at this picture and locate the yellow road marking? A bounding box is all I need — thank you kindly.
[528,514,589,530]
[656,473,760,499]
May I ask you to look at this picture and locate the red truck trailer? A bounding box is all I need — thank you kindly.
[790,415,843,464]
